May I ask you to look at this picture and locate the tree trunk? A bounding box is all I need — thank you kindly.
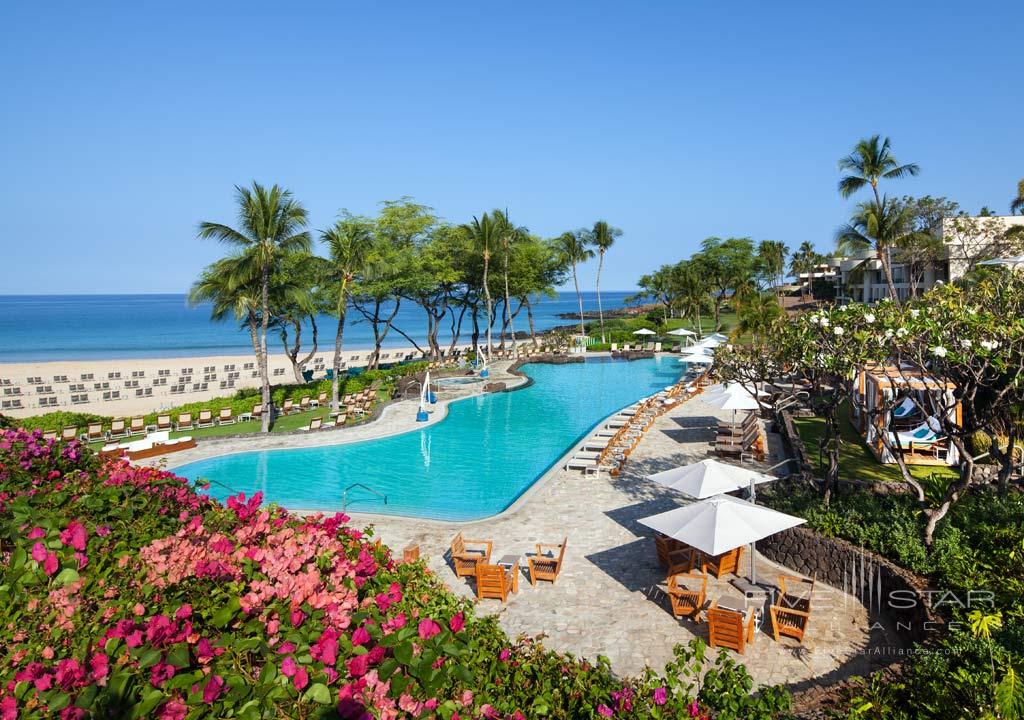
[573,263,585,337]
[483,248,492,357]
[331,279,349,413]
[525,297,538,348]
[878,248,901,305]
[923,437,974,546]
[714,294,724,332]
[259,265,271,433]
[596,250,606,342]
[447,304,467,357]
[504,249,517,358]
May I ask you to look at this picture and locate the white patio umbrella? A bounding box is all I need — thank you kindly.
[978,255,1024,267]
[632,328,657,336]
[700,383,763,425]
[647,458,774,499]
[638,495,805,584]
[679,351,713,364]
[667,328,697,337]
[703,382,769,399]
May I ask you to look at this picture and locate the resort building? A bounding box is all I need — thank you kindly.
[827,214,1024,304]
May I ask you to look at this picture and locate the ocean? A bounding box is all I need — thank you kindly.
[0,292,636,362]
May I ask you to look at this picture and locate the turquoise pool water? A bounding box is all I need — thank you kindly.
[174,358,681,521]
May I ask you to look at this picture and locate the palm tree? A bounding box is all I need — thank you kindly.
[554,230,595,337]
[1011,179,1024,215]
[588,221,623,343]
[835,197,914,303]
[198,183,311,432]
[838,135,920,205]
[789,241,823,300]
[675,261,711,337]
[321,216,376,412]
[461,212,501,357]
[188,257,262,354]
[736,292,784,342]
[757,240,788,305]
[494,210,527,357]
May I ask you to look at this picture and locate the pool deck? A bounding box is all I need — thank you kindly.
[346,385,901,689]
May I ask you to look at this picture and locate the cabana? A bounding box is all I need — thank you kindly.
[851,363,961,466]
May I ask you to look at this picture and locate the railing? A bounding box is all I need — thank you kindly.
[341,482,389,511]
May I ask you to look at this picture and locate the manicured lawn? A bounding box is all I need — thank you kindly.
[792,403,958,483]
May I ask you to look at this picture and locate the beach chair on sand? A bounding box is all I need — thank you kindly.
[450,532,492,578]
[770,575,815,644]
[128,417,145,436]
[527,538,567,586]
[61,426,78,442]
[156,414,172,431]
[301,417,323,431]
[667,570,707,620]
[108,419,129,440]
[475,563,517,602]
[196,410,215,429]
[176,413,194,431]
[218,408,236,425]
[707,601,757,654]
[84,422,104,442]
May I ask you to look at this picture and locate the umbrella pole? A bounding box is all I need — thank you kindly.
[749,477,757,586]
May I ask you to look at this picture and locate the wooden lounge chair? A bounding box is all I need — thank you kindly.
[176,413,194,431]
[527,538,566,586]
[667,571,707,619]
[84,422,104,442]
[703,546,745,579]
[218,408,236,425]
[314,392,327,407]
[299,396,311,411]
[128,417,145,436]
[61,426,78,442]
[707,601,757,654]
[302,417,323,431]
[108,419,129,440]
[333,413,347,426]
[450,532,492,578]
[281,398,295,415]
[250,404,263,422]
[196,410,215,429]
[770,575,815,643]
[475,563,517,602]
[156,414,172,431]
[43,430,58,441]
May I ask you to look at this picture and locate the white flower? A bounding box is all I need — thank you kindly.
[960,339,972,348]
[896,328,908,338]
[980,340,999,351]
[932,346,948,358]
[864,313,876,324]
[834,326,845,336]
[884,329,894,338]
[910,309,920,319]
[820,317,830,327]
[809,315,820,325]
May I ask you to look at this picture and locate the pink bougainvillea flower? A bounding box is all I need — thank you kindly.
[27,527,45,539]
[480,704,500,719]
[417,618,441,640]
[292,667,309,691]
[597,705,614,717]
[1,696,16,720]
[89,652,110,685]
[347,654,369,678]
[158,698,188,720]
[281,656,298,678]
[653,687,667,706]
[290,609,306,628]
[174,604,192,621]
[59,707,86,720]
[150,662,176,688]
[449,612,465,632]
[125,630,144,648]
[54,658,85,692]
[351,626,371,646]
[74,552,88,569]
[499,648,511,662]
[202,675,225,703]
[31,542,47,562]
[59,520,88,551]
[459,690,473,707]
[96,525,111,536]
[43,551,59,576]
[688,700,701,717]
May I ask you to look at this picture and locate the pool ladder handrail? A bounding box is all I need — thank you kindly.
[341,482,388,511]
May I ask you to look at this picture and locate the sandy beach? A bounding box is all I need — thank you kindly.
[0,344,472,419]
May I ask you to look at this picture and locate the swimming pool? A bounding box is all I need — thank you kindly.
[174,357,681,521]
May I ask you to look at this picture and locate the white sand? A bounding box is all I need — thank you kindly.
[0,345,466,418]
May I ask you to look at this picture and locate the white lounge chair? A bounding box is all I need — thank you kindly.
[892,396,920,419]
[887,417,943,448]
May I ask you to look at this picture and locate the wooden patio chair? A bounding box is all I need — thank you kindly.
[43,430,58,441]
[128,417,145,436]
[667,570,708,620]
[156,414,172,431]
[85,422,104,441]
[527,538,567,586]
[302,417,323,431]
[176,413,194,431]
[475,563,517,602]
[703,545,744,579]
[655,534,697,570]
[707,601,757,654]
[219,408,236,425]
[770,574,815,643]
[196,410,215,428]
[299,396,311,411]
[450,532,492,578]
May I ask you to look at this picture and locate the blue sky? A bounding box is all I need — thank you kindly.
[2,1,1021,294]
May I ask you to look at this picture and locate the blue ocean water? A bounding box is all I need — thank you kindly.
[173,357,680,521]
[0,291,634,362]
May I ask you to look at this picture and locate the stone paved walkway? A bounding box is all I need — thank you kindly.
[348,388,900,688]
